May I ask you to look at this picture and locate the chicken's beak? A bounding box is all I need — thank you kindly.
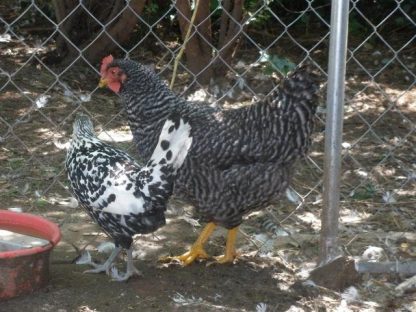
[98,78,108,88]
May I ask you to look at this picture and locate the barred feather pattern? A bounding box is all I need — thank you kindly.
[66,114,192,248]
[109,59,320,229]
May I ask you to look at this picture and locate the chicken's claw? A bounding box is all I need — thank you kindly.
[213,251,238,264]
[160,246,209,266]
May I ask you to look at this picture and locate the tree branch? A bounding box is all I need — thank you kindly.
[218,0,232,46]
[216,0,244,72]
[170,0,201,89]
[175,0,213,85]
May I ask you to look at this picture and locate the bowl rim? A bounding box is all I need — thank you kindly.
[0,210,61,259]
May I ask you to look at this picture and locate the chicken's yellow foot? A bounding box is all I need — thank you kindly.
[214,227,239,264]
[161,222,217,265]
[166,245,209,265]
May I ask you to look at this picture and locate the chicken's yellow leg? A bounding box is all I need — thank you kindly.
[162,222,217,265]
[214,227,239,264]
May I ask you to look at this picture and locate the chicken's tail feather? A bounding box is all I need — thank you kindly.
[72,113,96,138]
[148,114,192,172]
[278,62,321,109]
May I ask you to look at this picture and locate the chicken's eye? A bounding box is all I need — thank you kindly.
[111,69,116,75]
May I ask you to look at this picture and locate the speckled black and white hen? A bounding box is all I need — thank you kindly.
[99,55,320,265]
[66,114,192,280]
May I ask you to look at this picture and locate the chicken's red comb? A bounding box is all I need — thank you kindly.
[100,55,114,75]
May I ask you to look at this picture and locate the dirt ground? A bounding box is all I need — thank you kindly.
[2,201,416,312]
[1,210,311,312]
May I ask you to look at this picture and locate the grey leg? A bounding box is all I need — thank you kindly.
[83,246,122,275]
[110,247,142,282]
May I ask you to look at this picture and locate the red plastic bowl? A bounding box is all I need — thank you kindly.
[0,210,61,300]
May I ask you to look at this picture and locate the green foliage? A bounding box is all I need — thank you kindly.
[33,198,49,208]
[244,0,274,29]
[351,183,377,200]
[141,0,171,25]
[394,16,407,27]
[7,158,24,170]
[7,0,55,23]
[348,16,368,38]
[300,14,311,28]
[145,0,160,15]
[259,52,296,76]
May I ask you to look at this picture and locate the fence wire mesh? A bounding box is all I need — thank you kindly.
[0,0,415,253]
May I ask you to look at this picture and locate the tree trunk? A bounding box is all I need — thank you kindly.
[175,0,245,85]
[52,0,79,57]
[175,0,213,85]
[52,0,147,65]
[84,0,147,63]
[215,0,244,75]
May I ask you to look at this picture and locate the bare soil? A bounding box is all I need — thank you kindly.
[1,214,307,312]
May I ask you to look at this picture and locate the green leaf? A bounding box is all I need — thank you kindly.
[34,198,49,208]
[260,53,296,76]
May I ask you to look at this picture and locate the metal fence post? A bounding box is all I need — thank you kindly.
[319,0,350,265]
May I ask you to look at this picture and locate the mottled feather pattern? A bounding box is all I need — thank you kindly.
[109,59,320,229]
[66,114,192,248]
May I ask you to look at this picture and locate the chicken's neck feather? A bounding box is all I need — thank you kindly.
[118,74,189,160]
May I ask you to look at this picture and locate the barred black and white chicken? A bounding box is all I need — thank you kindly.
[66,113,192,280]
[99,55,320,265]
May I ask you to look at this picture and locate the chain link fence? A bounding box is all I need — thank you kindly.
[0,0,415,249]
